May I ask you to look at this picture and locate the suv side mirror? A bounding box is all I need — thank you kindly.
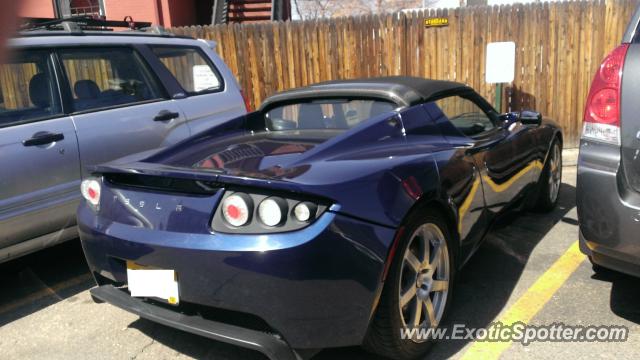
[520,110,542,126]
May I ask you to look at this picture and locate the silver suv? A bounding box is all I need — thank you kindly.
[0,21,247,262]
[578,7,640,276]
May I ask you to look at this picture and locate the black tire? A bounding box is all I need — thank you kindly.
[363,208,455,360]
[532,138,562,212]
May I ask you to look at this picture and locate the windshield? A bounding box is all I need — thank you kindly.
[265,99,396,131]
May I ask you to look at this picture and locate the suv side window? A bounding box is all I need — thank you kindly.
[151,46,223,95]
[58,47,163,112]
[434,96,496,137]
[0,50,62,128]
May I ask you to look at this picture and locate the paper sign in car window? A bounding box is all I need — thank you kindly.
[192,64,220,92]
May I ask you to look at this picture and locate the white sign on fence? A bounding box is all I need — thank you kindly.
[485,42,516,84]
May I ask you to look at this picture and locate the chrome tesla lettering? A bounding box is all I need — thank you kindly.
[113,195,184,213]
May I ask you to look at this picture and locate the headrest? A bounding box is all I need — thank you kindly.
[29,73,51,108]
[74,80,101,99]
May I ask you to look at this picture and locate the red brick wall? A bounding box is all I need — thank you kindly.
[103,0,197,27]
[103,0,162,25]
[19,0,205,27]
[19,0,56,18]
[164,0,197,27]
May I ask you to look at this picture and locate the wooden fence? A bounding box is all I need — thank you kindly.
[173,0,637,147]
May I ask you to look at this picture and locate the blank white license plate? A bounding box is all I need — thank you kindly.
[126,262,179,305]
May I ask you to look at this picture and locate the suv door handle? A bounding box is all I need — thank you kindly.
[154,110,180,122]
[22,132,64,147]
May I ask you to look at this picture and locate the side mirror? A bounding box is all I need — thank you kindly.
[498,112,520,129]
[520,110,542,126]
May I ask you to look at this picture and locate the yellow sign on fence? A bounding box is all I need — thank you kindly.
[424,17,449,27]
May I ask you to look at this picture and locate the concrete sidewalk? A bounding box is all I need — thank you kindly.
[563,148,579,167]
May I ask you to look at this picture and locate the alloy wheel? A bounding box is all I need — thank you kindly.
[398,223,450,342]
[549,144,562,203]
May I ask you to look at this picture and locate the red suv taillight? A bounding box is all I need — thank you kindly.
[582,44,629,145]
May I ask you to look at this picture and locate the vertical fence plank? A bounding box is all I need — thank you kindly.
[169,0,636,147]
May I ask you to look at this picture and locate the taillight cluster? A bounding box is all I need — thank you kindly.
[213,191,323,233]
[81,178,101,208]
[582,44,629,145]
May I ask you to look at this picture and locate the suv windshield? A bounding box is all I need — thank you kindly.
[265,99,395,131]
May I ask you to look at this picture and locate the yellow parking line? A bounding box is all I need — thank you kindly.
[0,273,93,316]
[460,240,585,360]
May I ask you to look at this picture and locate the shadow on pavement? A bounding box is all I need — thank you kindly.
[422,183,576,359]
[128,183,576,360]
[592,268,640,324]
[129,317,270,360]
[0,240,94,327]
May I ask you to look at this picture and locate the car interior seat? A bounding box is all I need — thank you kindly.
[29,73,52,110]
[73,79,101,110]
[298,104,325,129]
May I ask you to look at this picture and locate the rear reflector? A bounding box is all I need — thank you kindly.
[582,44,629,145]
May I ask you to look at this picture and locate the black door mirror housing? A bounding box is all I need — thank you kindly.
[498,110,542,129]
[520,110,543,126]
[498,112,520,129]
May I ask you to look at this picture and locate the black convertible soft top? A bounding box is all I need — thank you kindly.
[259,76,470,110]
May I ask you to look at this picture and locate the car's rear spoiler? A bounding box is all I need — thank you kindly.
[91,162,307,194]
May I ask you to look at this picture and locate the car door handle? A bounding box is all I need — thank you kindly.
[154,110,180,122]
[22,132,64,147]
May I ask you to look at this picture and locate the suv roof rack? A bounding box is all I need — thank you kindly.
[21,16,154,32]
[21,16,152,32]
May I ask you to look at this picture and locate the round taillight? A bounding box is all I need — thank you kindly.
[293,202,317,222]
[587,88,619,124]
[258,197,286,227]
[222,193,252,227]
[81,179,101,206]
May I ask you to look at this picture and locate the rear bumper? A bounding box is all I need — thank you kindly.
[577,140,640,277]
[78,203,395,350]
[579,229,640,277]
[90,285,299,360]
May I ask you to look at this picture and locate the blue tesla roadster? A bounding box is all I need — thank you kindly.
[79,77,562,360]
